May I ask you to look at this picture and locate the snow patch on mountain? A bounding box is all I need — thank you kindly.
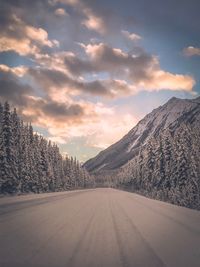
[84,96,200,173]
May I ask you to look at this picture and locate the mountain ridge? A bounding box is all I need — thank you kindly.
[84,96,200,173]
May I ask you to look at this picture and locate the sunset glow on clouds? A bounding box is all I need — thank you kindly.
[0,0,199,161]
[183,46,200,57]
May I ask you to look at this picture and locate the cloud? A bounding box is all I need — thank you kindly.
[63,52,98,75]
[0,36,39,56]
[0,65,88,126]
[138,70,195,91]
[23,97,128,149]
[27,67,130,98]
[0,66,33,106]
[81,7,105,34]
[40,101,84,118]
[0,64,27,77]
[28,67,72,89]
[32,42,195,98]
[46,103,138,149]
[20,96,88,128]
[55,8,68,16]
[52,0,109,34]
[0,65,138,149]
[0,0,197,157]
[0,64,136,148]
[0,13,59,56]
[121,30,142,41]
[81,42,195,92]
[183,46,200,57]
[85,113,138,149]
[25,25,57,48]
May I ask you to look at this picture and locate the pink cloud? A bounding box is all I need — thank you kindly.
[183,46,200,57]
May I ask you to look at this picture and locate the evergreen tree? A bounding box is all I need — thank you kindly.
[0,102,93,194]
[1,102,17,193]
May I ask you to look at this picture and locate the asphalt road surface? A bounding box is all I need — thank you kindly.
[1,188,200,267]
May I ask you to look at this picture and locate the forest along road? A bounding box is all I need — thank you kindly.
[0,188,200,267]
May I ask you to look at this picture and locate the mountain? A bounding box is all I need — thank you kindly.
[84,96,200,209]
[84,96,200,173]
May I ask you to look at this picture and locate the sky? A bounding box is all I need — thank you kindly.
[0,0,200,162]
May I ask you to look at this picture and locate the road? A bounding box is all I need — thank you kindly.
[0,188,200,267]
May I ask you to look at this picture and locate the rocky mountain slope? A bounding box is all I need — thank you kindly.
[84,96,200,173]
[84,96,200,209]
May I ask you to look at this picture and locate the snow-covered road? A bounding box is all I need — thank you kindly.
[1,188,200,267]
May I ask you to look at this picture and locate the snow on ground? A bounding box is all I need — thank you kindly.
[0,188,200,267]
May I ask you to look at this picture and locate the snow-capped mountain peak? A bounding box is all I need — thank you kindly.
[84,96,200,173]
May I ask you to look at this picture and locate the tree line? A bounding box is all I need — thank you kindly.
[115,123,200,209]
[0,102,94,194]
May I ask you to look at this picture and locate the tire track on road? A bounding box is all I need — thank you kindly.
[126,194,200,236]
[112,197,166,267]
[110,202,130,267]
[65,208,96,267]
[0,190,91,219]
[22,198,94,267]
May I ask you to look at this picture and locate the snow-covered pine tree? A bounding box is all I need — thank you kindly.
[0,103,5,192]
[115,120,200,209]
[1,102,17,193]
[0,102,94,194]
[11,108,21,192]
